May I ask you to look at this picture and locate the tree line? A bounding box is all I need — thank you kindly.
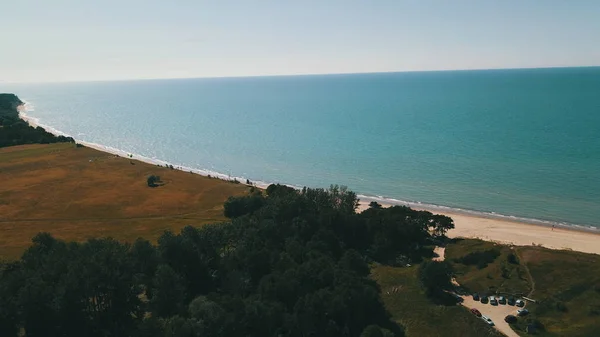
[0,184,454,337]
[0,93,74,148]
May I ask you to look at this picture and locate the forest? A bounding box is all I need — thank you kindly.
[0,184,455,337]
[0,94,74,147]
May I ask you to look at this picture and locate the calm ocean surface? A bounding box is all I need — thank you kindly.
[3,68,600,228]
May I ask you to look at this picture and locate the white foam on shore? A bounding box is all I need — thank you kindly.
[17,100,600,234]
[355,194,600,234]
[19,101,285,188]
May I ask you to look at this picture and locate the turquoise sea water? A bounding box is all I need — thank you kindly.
[3,67,600,228]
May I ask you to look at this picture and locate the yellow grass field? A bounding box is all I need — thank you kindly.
[0,143,250,260]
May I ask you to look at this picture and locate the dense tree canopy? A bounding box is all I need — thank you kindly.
[0,93,74,147]
[0,184,455,336]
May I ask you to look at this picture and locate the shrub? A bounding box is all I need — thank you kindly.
[455,249,500,269]
[556,301,568,312]
[147,175,161,187]
[369,201,382,209]
[507,253,519,264]
[223,194,265,218]
[266,184,296,197]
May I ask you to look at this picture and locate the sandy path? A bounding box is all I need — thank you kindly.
[432,246,445,261]
[358,201,600,255]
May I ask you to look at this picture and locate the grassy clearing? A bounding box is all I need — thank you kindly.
[513,246,600,336]
[446,239,600,336]
[0,143,250,260]
[446,238,531,297]
[371,265,502,337]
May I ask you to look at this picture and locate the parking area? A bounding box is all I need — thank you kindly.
[460,295,525,337]
[434,246,527,337]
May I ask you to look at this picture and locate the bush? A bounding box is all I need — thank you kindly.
[418,260,453,293]
[369,201,382,209]
[223,194,265,218]
[556,301,568,312]
[507,253,519,264]
[147,175,161,187]
[455,249,500,269]
[266,183,296,197]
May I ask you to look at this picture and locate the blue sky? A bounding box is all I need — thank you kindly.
[2,0,599,83]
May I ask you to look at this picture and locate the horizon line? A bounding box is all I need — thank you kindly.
[3,64,599,85]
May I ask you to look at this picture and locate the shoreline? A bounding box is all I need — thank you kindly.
[357,201,600,255]
[18,102,600,254]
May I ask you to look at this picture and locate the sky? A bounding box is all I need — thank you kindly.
[1,0,600,83]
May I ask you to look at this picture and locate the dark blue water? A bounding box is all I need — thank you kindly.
[3,67,600,227]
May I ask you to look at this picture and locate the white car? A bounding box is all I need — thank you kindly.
[515,299,525,307]
[481,315,494,326]
[489,296,498,305]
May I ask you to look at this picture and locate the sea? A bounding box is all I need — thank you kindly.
[3,67,600,230]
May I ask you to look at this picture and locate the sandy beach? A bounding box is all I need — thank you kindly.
[18,106,600,256]
[358,201,600,255]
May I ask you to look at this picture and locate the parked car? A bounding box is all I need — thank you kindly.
[489,296,498,305]
[504,315,517,323]
[498,296,506,304]
[481,315,494,326]
[481,296,489,304]
[517,308,529,316]
[516,299,525,307]
[471,308,482,317]
[473,293,480,301]
[507,297,516,305]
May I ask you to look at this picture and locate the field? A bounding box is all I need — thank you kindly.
[0,143,250,260]
[446,239,600,336]
[446,238,531,297]
[371,264,502,337]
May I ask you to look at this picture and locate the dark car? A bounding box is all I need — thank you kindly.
[517,308,529,316]
[471,308,482,317]
[481,296,489,304]
[504,315,517,323]
[473,293,480,301]
[507,297,516,306]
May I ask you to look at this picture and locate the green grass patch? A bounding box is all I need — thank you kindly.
[371,264,502,337]
[513,246,600,337]
[446,238,531,297]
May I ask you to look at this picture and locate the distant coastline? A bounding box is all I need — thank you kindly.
[16,99,600,239]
